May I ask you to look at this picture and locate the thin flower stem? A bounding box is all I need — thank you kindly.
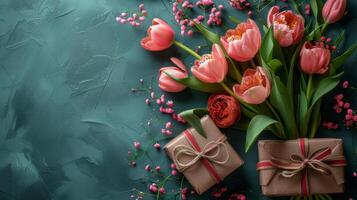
[265,101,285,137]
[321,23,328,35]
[156,175,172,200]
[306,74,313,104]
[174,41,201,60]
[219,82,259,115]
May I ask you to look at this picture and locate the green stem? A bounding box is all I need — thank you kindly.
[156,175,172,200]
[321,23,328,35]
[265,101,286,138]
[306,74,313,104]
[219,82,259,115]
[174,41,201,60]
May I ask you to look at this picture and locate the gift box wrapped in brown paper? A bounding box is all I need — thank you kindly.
[257,138,347,196]
[164,115,244,194]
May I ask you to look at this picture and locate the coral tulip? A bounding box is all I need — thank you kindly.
[322,0,347,24]
[141,18,175,51]
[233,67,271,104]
[220,19,261,62]
[267,6,305,47]
[191,44,228,83]
[300,42,331,75]
[158,57,188,92]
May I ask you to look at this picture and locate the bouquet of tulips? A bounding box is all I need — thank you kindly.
[141,0,355,152]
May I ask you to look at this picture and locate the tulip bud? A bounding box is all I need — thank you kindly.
[141,18,175,51]
[322,0,347,24]
[158,57,188,92]
[300,42,331,75]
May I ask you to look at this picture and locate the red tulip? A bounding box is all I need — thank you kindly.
[322,0,347,24]
[158,57,188,92]
[220,19,261,62]
[300,42,331,75]
[267,6,305,47]
[141,18,175,51]
[233,67,271,104]
[191,44,228,83]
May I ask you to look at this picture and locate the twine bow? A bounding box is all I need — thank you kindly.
[173,130,229,182]
[270,147,333,178]
[257,138,347,196]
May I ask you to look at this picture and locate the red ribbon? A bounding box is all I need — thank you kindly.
[183,130,222,182]
[256,138,347,196]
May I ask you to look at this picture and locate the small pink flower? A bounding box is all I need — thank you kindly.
[150,183,158,193]
[191,44,228,83]
[155,166,161,171]
[201,0,214,6]
[167,100,174,107]
[343,81,349,88]
[300,42,331,75]
[145,164,151,171]
[141,18,175,51]
[145,99,150,105]
[171,169,178,175]
[150,91,155,99]
[133,141,141,149]
[154,143,161,149]
[171,163,176,169]
[267,6,305,47]
[322,0,347,24]
[344,102,350,109]
[159,187,166,194]
[165,122,173,129]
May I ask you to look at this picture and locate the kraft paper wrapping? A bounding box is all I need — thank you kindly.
[257,138,346,196]
[164,115,244,194]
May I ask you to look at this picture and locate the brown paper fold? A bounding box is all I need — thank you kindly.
[164,115,244,194]
[257,138,346,196]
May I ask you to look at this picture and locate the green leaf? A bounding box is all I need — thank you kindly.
[245,115,279,152]
[290,0,301,15]
[269,75,298,139]
[260,27,274,66]
[229,16,241,24]
[164,72,223,93]
[297,91,308,133]
[194,23,220,44]
[331,43,357,71]
[311,0,318,19]
[334,30,345,47]
[310,73,343,108]
[269,59,282,73]
[179,108,209,138]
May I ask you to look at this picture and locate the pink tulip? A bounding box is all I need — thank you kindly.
[220,19,261,62]
[141,18,175,51]
[300,42,331,75]
[267,6,305,47]
[233,67,271,104]
[322,0,347,24]
[158,57,188,92]
[191,44,228,83]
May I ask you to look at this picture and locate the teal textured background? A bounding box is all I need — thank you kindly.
[0,0,356,199]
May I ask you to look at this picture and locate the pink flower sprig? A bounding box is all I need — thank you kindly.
[116,3,147,27]
[323,80,357,130]
[171,0,224,36]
